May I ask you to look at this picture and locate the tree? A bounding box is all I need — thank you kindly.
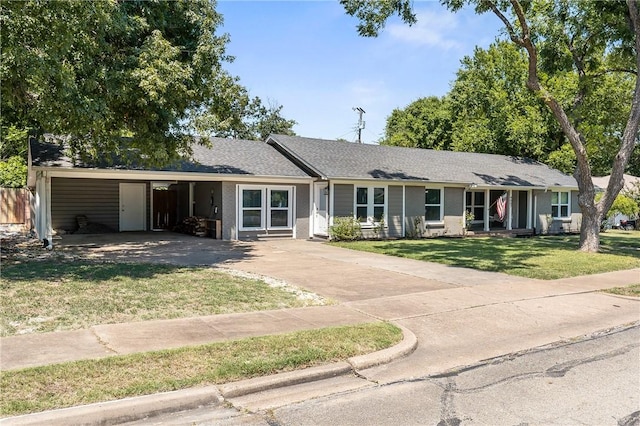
[191,89,296,140]
[1,0,233,165]
[341,0,640,252]
[448,42,564,163]
[381,96,453,149]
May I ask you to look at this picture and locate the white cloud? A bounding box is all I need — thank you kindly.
[387,10,461,50]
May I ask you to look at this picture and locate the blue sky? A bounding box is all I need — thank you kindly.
[217,1,503,144]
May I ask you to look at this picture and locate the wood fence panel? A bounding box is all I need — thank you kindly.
[1,188,28,224]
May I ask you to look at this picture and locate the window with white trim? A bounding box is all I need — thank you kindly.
[465,191,485,221]
[552,191,570,218]
[425,188,444,222]
[239,185,293,230]
[354,186,385,224]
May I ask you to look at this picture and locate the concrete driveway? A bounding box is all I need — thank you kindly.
[55,232,533,302]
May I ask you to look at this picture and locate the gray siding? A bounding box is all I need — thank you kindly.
[404,186,424,238]
[221,181,236,240]
[52,178,119,232]
[333,184,353,217]
[51,178,150,232]
[443,187,464,236]
[387,185,403,238]
[295,183,310,239]
[534,189,581,234]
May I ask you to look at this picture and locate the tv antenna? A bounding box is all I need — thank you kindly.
[352,107,366,143]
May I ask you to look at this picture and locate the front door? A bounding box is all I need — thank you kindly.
[119,183,146,231]
[314,183,329,235]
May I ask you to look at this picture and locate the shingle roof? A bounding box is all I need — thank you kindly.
[268,135,577,188]
[30,137,309,178]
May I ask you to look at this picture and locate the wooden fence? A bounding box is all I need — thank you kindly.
[1,187,31,225]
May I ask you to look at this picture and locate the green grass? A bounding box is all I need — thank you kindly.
[0,261,323,336]
[603,283,640,297]
[330,231,640,280]
[0,322,401,416]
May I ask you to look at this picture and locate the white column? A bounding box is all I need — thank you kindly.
[402,185,406,237]
[507,190,513,230]
[308,183,314,239]
[35,172,53,247]
[527,190,533,229]
[484,188,490,231]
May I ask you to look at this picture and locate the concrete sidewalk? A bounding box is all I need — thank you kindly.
[1,236,639,424]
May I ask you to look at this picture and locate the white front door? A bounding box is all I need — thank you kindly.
[314,183,329,235]
[119,183,146,231]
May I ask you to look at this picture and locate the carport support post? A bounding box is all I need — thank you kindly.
[507,190,513,231]
[35,171,53,248]
[188,183,195,217]
[484,189,490,231]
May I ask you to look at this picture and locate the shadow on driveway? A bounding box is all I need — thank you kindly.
[55,232,256,266]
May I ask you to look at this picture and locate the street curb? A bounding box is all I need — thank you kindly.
[0,324,417,426]
[219,324,418,399]
[0,386,223,426]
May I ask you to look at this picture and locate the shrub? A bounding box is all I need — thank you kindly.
[329,216,362,241]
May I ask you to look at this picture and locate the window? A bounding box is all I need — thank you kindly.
[269,189,289,227]
[242,189,262,228]
[425,188,444,222]
[355,186,386,224]
[465,191,485,221]
[239,186,293,230]
[552,191,570,218]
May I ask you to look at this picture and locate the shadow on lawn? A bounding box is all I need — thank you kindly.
[366,233,639,275]
[0,261,199,283]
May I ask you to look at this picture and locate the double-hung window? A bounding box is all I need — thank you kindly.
[425,188,444,222]
[355,186,385,224]
[239,185,293,230]
[552,191,570,218]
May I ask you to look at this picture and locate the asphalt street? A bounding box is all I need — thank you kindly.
[122,324,640,426]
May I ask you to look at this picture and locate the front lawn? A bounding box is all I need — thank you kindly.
[0,261,325,336]
[330,231,640,280]
[0,322,402,416]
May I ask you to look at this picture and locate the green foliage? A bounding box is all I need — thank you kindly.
[609,195,640,219]
[0,156,27,188]
[0,0,237,165]
[381,96,452,149]
[341,0,416,37]
[0,126,28,159]
[329,216,362,241]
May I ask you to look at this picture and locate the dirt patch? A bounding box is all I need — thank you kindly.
[0,232,76,264]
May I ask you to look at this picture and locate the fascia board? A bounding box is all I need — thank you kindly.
[31,166,313,184]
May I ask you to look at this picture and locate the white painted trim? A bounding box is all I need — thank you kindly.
[31,166,312,184]
[527,190,533,229]
[507,190,513,231]
[353,184,388,228]
[237,184,295,232]
[308,183,314,238]
[424,187,445,225]
[484,189,490,231]
[402,185,406,237]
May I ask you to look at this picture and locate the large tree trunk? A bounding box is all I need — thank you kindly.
[495,0,640,252]
[578,203,600,252]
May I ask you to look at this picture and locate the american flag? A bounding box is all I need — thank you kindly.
[497,192,507,222]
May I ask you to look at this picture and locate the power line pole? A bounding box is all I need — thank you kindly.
[352,107,365,143]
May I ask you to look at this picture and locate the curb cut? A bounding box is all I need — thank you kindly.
[0,324,417,426]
